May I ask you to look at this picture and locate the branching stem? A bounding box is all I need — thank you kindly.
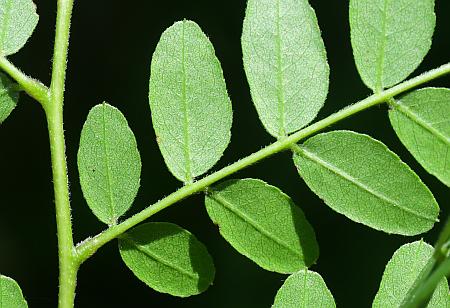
[0,56,49,105]
[46,0,77,307]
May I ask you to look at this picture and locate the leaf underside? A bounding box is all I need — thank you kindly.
[350,0,435,91]
[205,178,318,274]
[293,130,439,236]
[372,241,450,308]
[0,72,19,124]
[272,270,336,308]
[149,20,232,183]
[389,88,450,187]
[0,275,28,308]
[118,222,215,297]
[0,0,39,55]
[242,0,329,138]
[77,103,141,225]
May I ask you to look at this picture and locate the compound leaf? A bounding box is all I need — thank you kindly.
[205,178,318,274]
[242,0,329,138]
[119,222,215,297]
[78,103,141,225]
[349,0,435,91]
[273,270,336,308]
[293,130,439,235]
[0,275,28,308]
[149,20,232,183]
[0,72,19,124]
[389,88,450,187]
[0,0,39,56]
[373,241,450,308]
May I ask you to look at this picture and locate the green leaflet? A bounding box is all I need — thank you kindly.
[149,20,232,183]
[77,103,141,225]
[272,270,336,308]
[242,0,329,138]
[349,0,435,92]
[293,130,439,236]
[0,0,39,56]
[372,241,450,308]
[118,222,215,297]
[389,88,450,187]
[0,275,28,308]
[0,73,19,124]
[205,178,318,274]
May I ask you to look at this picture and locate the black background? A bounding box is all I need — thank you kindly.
[0,1,449,307]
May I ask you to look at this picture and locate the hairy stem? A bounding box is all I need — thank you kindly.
[75,62,450,264]
[0,56,49,105]
[46,0,77,307]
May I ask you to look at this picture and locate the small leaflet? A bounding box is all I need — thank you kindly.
[293,130,439,236]
[205,178,318,273]
[242,0,329,138]
[389,88,450,187]
[350,0,435,91]
[77,103,141,225]
[0,275,28,308]
[118,222,215,297]
[273,270,336,308]
[0,0,39,55]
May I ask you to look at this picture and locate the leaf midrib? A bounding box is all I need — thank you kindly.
[299,147,437,222]
[123,237,198,281]
[209,192,303,259]
[181,21,192,182]
[101,105,116,223]
[391,100,450,146]
[275,0,286,137]
[375,0,389,92]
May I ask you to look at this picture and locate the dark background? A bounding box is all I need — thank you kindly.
[1,1,449,307]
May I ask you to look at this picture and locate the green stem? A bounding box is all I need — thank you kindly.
[0,56,49,105]
[401,216,450,308]
[402,257,450,308]
[434,216,450,260]
[75,62,450,264]
[46,0,77,307]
